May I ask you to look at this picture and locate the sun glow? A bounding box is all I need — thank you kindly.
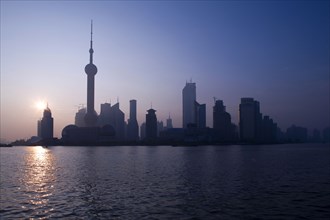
[35,100,47,111]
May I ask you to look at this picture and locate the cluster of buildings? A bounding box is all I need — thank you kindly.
[33,23,330,145]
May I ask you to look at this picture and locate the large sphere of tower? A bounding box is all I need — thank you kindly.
[85,63,97,75]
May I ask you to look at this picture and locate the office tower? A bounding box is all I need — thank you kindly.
[182,82,196,128]
[109,103,125,140]
[127,100,139,141]
[261,115,277,143]
[213,100,232,141]
[140,123,146,140]
[98,103,111,126]
[146,108,157,139]
[166,114,173,129]
[239,98,262,142]
[39,105,54,139]
[157,121,164,136]
[84,21,98,127]
[75,107,87,127]
[195,101,206,128]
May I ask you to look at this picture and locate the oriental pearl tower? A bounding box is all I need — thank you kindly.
[84,20,98,127]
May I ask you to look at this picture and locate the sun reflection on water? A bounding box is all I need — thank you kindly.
[20,146,56,217]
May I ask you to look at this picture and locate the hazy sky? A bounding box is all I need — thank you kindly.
[1,1,329,142]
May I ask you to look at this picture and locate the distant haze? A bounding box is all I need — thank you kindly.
[1,1,329,142]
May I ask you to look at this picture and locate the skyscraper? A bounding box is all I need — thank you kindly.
[239,98,262,142]
[38,105,54,140]
[195,101,206,128]
[146,108,157,140]
[182,82,196,128]
[127,99,139,141]
[157,120,164,136]
[140,122,146,140]
[213,100,232,142]
[84,20,98,127]
[109,103,125,141]
[75,107,86,127]
[98,103,111,126]
[166,114,173,129]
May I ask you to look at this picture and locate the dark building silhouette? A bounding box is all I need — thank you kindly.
[286,125,308,143]
[213,100,234,142]
[159,128,185,142]
[62,125,115,145]
[127,100,139,141]
[239,98,262,142]
[140,122,146,140]
[84,21,98,127]
[75,107,86,127]
[98,102,125,141]
[146,108,157,140]
[157,121,164,136]
[239,98,278,143]
[182,81,196,128]
[195,101,206,128]
[38,105,54,140]
[260,115,277,143]
[182,81,206,128]
[98,103,111,126]
[109,103,126,141]
[166,114,173,129]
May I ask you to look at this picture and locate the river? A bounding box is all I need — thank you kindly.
[0,144,329,219]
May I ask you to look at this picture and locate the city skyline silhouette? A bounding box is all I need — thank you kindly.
[1,1,329,142]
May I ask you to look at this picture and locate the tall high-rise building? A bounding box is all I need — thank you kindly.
[166,114,173,129]
[157,121,164,136]
[98,103,111,126]
[261,115,277,143]
[146,108,157,139]
[140,122,146,140]
[239,98,262,142]
[213,100,232,142]
[109,103,125,141]
[38,105,54,140]
[84,20,98,127]
[182,82,196,128]
[127,99,139,141]
[75,107,87,127]
[195,101,206,128]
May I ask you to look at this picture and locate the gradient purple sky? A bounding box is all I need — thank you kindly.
[1,1,329,142]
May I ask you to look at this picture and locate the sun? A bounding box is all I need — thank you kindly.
[35,100,47,111]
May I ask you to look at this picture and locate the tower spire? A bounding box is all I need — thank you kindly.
[89,20,94,64]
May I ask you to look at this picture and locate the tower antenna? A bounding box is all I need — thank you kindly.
[91,20,93,47]
[89,19,94,64]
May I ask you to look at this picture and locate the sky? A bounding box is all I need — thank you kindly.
[1,0,329,142]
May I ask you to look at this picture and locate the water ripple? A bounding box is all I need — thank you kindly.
[1,145,330,219]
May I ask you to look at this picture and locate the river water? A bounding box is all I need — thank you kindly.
[0,144,329,219]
